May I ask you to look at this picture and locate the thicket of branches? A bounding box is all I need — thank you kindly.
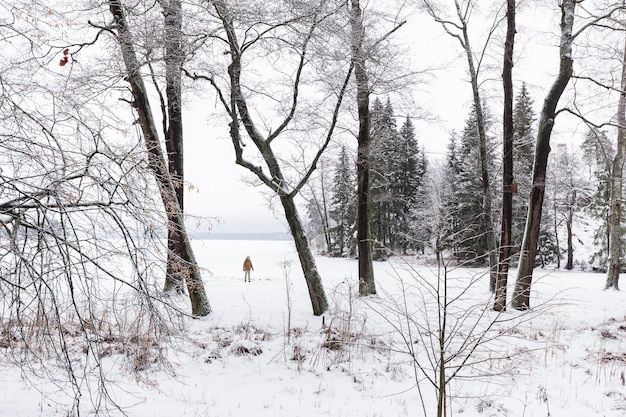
[3,0,626,415]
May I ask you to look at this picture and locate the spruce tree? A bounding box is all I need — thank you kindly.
[369,99,428,256]
[329,145,357,257]
[512,83,536,254]
[442,105,495,263]
[442,133,462,256]
[582,128,614,270]
[370,98,398,258]
[395,116,426,253]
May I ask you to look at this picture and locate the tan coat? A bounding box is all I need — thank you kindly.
[243,258,254,271]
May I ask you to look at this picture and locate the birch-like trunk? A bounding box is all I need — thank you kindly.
[606,30,626,290]
[512,0,575,310]
[109,0,211,316]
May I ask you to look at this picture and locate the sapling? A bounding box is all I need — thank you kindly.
[281,259,294,343]
[364,254,550,417]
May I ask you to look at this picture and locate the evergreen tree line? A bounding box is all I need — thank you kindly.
[307,84,617,270]
[307,98,429,259]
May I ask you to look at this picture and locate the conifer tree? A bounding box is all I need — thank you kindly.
[582,128,614,270]
[395,116,426,253]
[442,105,494,263]
[442,133,462,256]
[369,99,427,256]
[370,98,398,258]
[512,83,536,250]
[329,145,357,257]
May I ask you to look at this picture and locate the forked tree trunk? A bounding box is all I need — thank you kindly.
[208,0,341,315]
[494,0,516,312]
[350,0,376,296]
[512,0,575,310]
[606,31,626,290]
[109,0,211,316]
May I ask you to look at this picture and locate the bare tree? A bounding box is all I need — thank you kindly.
[512,1,576,309]
[158,0,191,294]
[494,0,516,311]
[187,0,362,315]
[0,1,198,413]
[366,257,548,417]
[513,1,624,308]
[606,24,626,290]
[108,0,211,316]
[350,0,376,296]
[422,0,500,290]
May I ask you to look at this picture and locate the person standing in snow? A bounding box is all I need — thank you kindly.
[243,255,254,282]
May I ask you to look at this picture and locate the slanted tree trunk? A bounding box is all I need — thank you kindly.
[160,0,189,294]
[350,0,376,296]
[109,0,211,316]
[281,194,328,314]
[606,30,626,290]
[203,0,359,315]
[494,0,516,311]
[319,165,332,254]
[512,0,576,310]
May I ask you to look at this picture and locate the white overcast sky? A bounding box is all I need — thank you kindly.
[182,2,600,235]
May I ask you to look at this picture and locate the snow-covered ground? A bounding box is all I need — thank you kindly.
[2,238,626,417]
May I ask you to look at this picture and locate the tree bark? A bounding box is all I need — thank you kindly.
[160,0,189,294]
[553,195,561,269]
[109,0,211,316]
[350,0,376,296]
[281,194,328,314]
[494,0,515,311]
[606,30,626,290]
[512,0,575,310]
[565,190,576,270]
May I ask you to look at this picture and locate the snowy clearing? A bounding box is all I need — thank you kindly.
[2,238,626,417]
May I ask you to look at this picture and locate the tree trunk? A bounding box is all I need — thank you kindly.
[351,0,376,296]
[494,0,516,311]
[109,0,211,316]
[162,0,185,209]
[320,167,332,254]
[565,190,576,270]
[281,195,328,315]
[454,0,498,289]
[160,0,188,294]
[554,197,561,269]
[606,31,626,290]
[512,0,575,310]
[208,0,341,315]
